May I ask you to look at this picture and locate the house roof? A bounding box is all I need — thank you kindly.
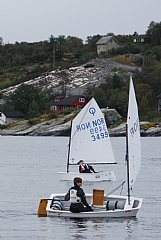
[53,95,86,106]
[49,96,65,105]
[1,110,25,117]
[96,36,119,45]
[54,96,65,99]
[156,93,161,99]
[133,34,146,39]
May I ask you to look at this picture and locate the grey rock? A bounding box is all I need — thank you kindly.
[1,119,161,137]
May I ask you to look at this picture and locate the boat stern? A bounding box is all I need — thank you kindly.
[123,196,143,216]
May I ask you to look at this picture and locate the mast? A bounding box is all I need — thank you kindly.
[126,123,131,205]
[67,120,73,173]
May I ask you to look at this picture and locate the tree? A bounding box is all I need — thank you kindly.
[115,91,128,117]
[112,74,123,90]
[27,100,40,118]
[139,96,149,118]
[93,88,107,108]
[85,34,101,52]
[10,84,47,116]
[65,36,83,52]
[146,21,161,46]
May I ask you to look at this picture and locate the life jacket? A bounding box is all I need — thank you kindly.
[70,189,81,203]
[80,163,90,173]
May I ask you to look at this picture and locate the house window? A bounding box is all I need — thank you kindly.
[79,98,85,102]
[51,105,57,111]
[63,106,67,110]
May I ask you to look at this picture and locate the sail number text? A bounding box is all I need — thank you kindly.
[90,125,109,141]
[91,131,109,141]
[130,117,139,138]
[76,117,109,141]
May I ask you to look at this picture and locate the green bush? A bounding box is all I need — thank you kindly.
[0,124,6,129]
[28,118,41,125]
[47,113,58,119]
[63,117,72,123]
[63,108,75,115]
[45,121,51,125]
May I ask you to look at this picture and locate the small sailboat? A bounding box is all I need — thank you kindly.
[37,77,143,218]
[58,98,116,182]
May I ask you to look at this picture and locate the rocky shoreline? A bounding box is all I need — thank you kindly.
[1,57,160,137]
[108,123,161,137]
[0,117,161,137]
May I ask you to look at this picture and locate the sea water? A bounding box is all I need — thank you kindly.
[1,136,161,240]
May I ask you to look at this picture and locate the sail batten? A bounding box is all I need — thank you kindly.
[69,98,115,165]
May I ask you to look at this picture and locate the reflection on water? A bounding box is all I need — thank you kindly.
[61,217,140,240]
[65,218,88,240]
[125,218,138,240]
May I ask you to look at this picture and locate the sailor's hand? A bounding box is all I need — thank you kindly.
[87,205,93,211]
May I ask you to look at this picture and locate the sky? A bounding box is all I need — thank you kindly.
[0,0,161,44]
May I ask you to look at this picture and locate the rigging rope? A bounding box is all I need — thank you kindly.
[106,181,126,197]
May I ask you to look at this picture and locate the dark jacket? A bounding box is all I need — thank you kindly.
[65,185,92,213]
[79,163,96,173]
[65,185,89,206]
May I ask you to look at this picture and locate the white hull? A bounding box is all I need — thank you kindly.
[58,171,116,182]
[46,193,142,218]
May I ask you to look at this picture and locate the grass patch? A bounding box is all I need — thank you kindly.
[115,55,135,66]
[110,120,123,128]
[5,120,23,128]
[28,118,42,125]
[140,122,154,130]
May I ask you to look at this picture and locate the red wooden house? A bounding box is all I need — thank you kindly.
[50,95,88,112]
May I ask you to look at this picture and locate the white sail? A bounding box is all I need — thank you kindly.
[69,98,115,165]
[127,77,141,190]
